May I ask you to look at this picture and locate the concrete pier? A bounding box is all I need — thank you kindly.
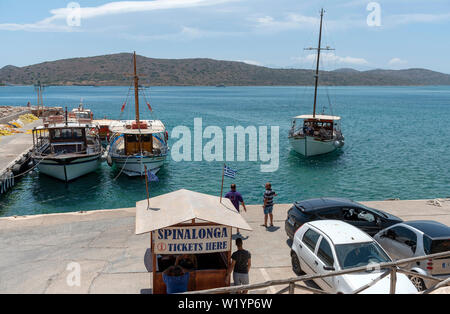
[0,199,449,294]
[0,118,42,186]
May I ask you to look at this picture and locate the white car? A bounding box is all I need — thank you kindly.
[374,221,450,291]
[291,220,418,294]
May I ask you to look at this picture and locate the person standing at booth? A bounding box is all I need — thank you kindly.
[225,184,247,234]
[226,238,251,294]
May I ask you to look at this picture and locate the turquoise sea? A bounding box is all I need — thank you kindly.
[0,85,449,217]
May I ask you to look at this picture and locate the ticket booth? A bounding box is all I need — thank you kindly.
[135,189,252,294]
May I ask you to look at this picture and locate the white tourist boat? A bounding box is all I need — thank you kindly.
[32,118,103,182]
[288,9,345,157]
[105,52,169,176]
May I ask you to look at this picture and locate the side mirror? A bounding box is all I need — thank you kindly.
[323,266,335,272]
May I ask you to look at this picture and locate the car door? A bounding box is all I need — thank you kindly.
[379,226,417,260]
[314,236,337,292]
[299,228,322,275]
[316,208,343,220]
[342,207,378,235]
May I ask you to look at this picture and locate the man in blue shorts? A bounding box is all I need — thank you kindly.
[263,182,277,228]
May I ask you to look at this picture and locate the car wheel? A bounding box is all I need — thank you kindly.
[291,253,305,276]
[409,275,426,292]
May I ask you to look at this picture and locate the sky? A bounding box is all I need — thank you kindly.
[0,0,449,73]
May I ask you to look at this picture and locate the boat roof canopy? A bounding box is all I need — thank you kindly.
[109,120,166,134]
[293,115,341,121]
[34,122,94,130]
[135,189,253,235]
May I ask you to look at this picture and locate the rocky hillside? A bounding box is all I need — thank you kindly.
[1,53,449,86]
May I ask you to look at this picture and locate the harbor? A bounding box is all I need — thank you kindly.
[1,2,450,297]
[0,198,449,294]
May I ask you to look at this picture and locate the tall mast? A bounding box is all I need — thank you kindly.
[133,52,140,124]
[313,9,324,118]
[305,9,334,118]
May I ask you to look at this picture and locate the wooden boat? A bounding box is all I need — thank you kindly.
[106,52,169,176]
[32,111,103,182]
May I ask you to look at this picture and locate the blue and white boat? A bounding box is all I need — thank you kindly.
[105,52,169,176]
[106,120,168,176]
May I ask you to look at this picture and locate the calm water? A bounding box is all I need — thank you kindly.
[0,85,449,217]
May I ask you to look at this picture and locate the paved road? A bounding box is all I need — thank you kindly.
[0,199,449,294]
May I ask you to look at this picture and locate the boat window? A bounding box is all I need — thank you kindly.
[61,128,73,139]
[73,129,83,139]
[126,134,138,143]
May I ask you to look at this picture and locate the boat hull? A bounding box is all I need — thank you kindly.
[35,155,102,182]
[289,136,343,157]
[110,155,167,176]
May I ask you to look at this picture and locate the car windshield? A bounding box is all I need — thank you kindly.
[335,242,391,270]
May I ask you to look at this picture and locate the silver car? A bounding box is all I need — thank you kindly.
[374,220,450,291]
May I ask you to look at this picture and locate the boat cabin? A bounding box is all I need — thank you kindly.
[135,189,252,294]
[124,133,153,155]
[33,123,98,156]
[290,114,341,140]
[109,120,168,157]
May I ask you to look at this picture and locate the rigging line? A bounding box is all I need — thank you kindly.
[119,82,134,121]
[141,87,157,121]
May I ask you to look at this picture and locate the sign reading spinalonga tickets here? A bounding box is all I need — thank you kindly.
[153,225,232,255]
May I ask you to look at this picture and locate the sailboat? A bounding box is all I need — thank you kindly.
[288,9,345,157]
[106,52,169,176]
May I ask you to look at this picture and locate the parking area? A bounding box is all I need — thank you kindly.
[0,198,449,294]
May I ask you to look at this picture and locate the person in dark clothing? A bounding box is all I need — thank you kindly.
[226,238,252,294]
[225,184,247,234]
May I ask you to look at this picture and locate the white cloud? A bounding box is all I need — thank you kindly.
[388,58,408,66]
[386,13,450,26]
[294,53,369,66]
[252,14,319,31]
[0,0,239,32]
[238,60,263,66]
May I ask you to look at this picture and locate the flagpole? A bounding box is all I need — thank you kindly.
[144,165,150,208]
[220,164,225,203]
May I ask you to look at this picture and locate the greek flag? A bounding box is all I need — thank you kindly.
[147,170,159,182]
[224,165,237,179]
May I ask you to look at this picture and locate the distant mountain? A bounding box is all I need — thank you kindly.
[1,53,449,86]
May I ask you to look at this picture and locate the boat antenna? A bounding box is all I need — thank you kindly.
[133,51,140,126]
[305,8,334,118]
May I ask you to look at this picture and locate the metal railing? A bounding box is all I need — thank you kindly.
[183,251,450,295]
